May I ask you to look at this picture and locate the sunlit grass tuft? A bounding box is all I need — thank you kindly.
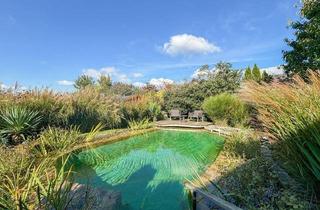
[241,71,320,188]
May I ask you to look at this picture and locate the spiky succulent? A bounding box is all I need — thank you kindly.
[0,106,42,145]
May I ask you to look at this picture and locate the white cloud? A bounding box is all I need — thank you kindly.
[132,82,146,88]
[0,83,8,89]
[83,68,103,79]
[261,66,284,75]
[191,68,211,79]
[100,67,117,75]
[0,83,27,91]
[133,73,143,78]
[149,78,174,88]
[117,73,130,83]
[163,34,221,56]
[83,67,130,83]
[57,80,74,86]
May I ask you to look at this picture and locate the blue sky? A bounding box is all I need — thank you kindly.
[0,0,298,91]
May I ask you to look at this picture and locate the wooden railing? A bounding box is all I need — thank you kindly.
[185,183,243,210]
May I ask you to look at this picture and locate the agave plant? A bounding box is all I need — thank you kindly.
[0,106,42,145]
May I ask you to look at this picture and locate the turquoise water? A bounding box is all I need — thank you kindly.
[71,130,224,210]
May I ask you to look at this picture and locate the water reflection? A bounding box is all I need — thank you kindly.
[71,130,224,210]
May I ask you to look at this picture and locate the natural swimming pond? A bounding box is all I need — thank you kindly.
[70,130,224,210]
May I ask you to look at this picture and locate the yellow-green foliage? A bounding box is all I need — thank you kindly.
[0,125,103,209]
[202,93,248,127]
[242,71,320,188]
[66,87,121,131]
[128,118,153,130]
[0,87,122,132]
[0,89,68,127]
[33,127,81,157]
[120,94,163,126]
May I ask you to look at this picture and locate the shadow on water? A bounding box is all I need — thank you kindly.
[66,130,224,210]
[72,161,188,210]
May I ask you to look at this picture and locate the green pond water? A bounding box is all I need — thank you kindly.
[70,130,224,210]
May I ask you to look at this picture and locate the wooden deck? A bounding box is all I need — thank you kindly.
[156,120,212,129]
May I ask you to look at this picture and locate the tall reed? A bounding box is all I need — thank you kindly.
[241,71,320,188]
[0,125,102,209]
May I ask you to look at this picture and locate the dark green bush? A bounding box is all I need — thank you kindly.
[202,93,248,127]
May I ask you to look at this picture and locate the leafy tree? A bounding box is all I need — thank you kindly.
[143,84,158,92]
[205,62,241,94]
[98,75,112,93]
[244,67,252,80]
[74,75,95,89]
[283,0,320,78]
[252,64,261,82]
[164,61,241,113]
[111,82,136,96]
[262,70,273,83]
[194,64,210,80]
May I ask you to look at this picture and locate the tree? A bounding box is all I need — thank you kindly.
[98,75,112,93]
[283,0,320,78]
[244,67,252,80]
[164,61,241,113]
[252,64,261,82]
[262,70,273,83]
[111,82,136,96]
[194,64,210,80]
[74,75,95,89]
[207,62,241,94]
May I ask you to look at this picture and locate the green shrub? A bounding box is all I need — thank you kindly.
[202,93,248,127]
[0,106,42,145]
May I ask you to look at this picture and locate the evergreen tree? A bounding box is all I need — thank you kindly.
[74,75,95,89]
[244,67,252,80]
[283,0,320,78]
[261,70,273,83]
[252,64,261,82]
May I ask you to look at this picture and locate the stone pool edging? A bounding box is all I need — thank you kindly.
[204,125,244,136]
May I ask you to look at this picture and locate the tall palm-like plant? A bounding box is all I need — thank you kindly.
[0,106,42,145]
